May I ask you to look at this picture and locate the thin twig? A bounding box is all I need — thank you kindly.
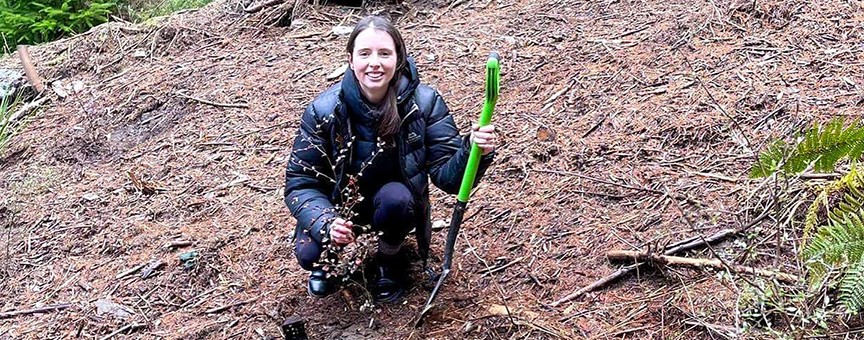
[7,96,50,125]
[174,91,250,109]
[530,168,702,206]
[2,211,11,278]
[678,51,755,154]
[100,323,145,340]
[244,0,284,13]
[116,262,148,279]
[582,112,610,138]
[480,256,524,276]
[205,297,257,314]
[459,231,519,328]
[0,303,72,319]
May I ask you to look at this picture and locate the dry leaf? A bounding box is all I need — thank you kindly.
[488,304,538,318]
[536,126,556,142]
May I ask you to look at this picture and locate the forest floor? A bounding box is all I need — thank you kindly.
[1,0,864,338]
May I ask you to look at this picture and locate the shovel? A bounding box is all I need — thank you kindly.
[416,52,501,327]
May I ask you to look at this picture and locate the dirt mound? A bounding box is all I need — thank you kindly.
[1,0,863,338]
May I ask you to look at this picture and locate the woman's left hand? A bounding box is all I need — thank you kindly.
[470,124,497,155]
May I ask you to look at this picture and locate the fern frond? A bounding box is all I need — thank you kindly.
[803,206,864,286]
[750,139,790,178]
[839,257,864,314]
[803,187,830,247]
[802,167,863,245]
[828,170,864,223]
[752,118,864,178]
[784,118,864,174]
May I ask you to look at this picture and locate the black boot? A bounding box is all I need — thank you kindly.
[307,269,335,297]
[372,253,405,303]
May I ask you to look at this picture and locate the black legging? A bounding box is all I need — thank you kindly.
[295,182,416,270]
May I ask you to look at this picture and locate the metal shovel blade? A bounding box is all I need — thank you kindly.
[415,268,451,327]
[415,201,465,327]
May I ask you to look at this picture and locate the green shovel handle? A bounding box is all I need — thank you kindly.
[457,52,501,203]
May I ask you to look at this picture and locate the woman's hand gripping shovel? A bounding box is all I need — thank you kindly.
[416,52,501,327]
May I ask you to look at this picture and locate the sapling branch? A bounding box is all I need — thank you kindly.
[306,135,389,282]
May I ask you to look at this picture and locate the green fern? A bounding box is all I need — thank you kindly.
[801,164,864,313]
[803,168,864,247]
[839,258,864,314]
[802,208,864,281]
[829,181,864,222]
[750,139,790,178]
[750,118,864,178]
[752,118,864,316]
[801,170,864,313]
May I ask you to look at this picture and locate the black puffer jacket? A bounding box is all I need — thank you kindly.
[284,58,493,261]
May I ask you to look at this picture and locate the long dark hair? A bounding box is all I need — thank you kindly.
[346,16,407,138]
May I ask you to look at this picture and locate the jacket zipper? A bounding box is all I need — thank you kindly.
[400,103,418,126]
[398,103,419,192]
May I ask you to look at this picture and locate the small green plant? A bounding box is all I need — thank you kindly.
[750,118,864,178]
[0,91,17,150]
[739,280,831,337]
[750,117,864,316]
[0,0,116,46]
[800,168,864,313]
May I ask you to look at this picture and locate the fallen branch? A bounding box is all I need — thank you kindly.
[0,303,72,319]
[17,45,44,93]
[551,199,776,307]
[606,250,800,283]
[163,240,193,249]
[550,228,736,307]
[174,91,249,109]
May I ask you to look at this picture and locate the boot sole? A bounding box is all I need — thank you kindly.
[373,288,405,304]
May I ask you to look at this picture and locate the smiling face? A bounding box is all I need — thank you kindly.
[348,26,398,104]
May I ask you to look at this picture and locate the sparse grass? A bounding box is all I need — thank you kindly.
[0,90,18,151]
[117,0,215,22]
[10,166,58,197]
[738,279,833,338]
